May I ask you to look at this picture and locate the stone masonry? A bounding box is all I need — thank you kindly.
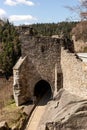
[61,47,87,99]
[13,36,63,106]
[13,34,87,106]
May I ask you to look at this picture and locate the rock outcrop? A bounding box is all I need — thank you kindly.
[36,89,87,130]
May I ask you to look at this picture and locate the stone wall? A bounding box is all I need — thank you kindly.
[21,36,63,97]
[61,47,87,99]
[13,35,87,106]
[13,56,31,105]
[13,56,42,106]
[13,36,63,105]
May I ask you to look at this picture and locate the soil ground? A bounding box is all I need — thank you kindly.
[0,77,29,129]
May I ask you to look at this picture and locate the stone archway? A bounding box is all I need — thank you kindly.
[34,80,52,100]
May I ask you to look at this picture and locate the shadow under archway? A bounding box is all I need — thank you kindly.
[34,80,52,105]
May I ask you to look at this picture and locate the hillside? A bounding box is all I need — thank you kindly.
[71,21,87,42]
[71,21,87,52]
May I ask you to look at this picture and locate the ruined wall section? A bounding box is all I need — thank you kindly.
[13,36,63,105]
[21,36,62,95]
[61,47,87,99]
[13,56,42,106]
[13,57,29,105]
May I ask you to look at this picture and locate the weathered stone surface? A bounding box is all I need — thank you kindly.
[61,47,87,99]
[12,34,87,129]
[72,35,87,52]
[13,36,63,106]
[0,121,9,130]
[13,35,87,107]
[46,112,87,130]
[45,89,87,130]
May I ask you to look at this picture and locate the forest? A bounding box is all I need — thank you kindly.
[29,21,78,39]
[0,19,21,78]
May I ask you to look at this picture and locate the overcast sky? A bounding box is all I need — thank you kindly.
[0,0,82,25]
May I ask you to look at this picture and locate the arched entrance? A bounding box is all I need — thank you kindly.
[34,80,52,100]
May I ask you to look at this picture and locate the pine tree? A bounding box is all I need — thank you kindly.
[0,19,21,78]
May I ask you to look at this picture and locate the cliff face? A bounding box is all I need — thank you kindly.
[71,21,87,43]
[40,89,87,130]
[71,21,87,52]
[72,36,87,52]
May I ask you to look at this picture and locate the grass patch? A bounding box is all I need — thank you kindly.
[4,99,15,106]
[1,102,26,129]
[0,77,27,129]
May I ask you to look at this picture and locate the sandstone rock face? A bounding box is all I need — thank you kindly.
[72,36,87,52]
[45,89,87,130]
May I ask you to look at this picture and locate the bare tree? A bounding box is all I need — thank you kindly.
[80,0,87,20]
[66,0,87,21]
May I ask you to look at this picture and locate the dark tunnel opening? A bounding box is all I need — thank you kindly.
[34,80,52,100]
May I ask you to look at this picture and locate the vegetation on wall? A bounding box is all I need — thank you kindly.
[0,19,21,77]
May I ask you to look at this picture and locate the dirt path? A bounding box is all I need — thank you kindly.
[26,92,50,130]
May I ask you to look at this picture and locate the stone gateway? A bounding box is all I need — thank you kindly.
[13,36,63,106]
[13,35,87,106]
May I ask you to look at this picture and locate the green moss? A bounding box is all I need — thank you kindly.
[5,99,15,106]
